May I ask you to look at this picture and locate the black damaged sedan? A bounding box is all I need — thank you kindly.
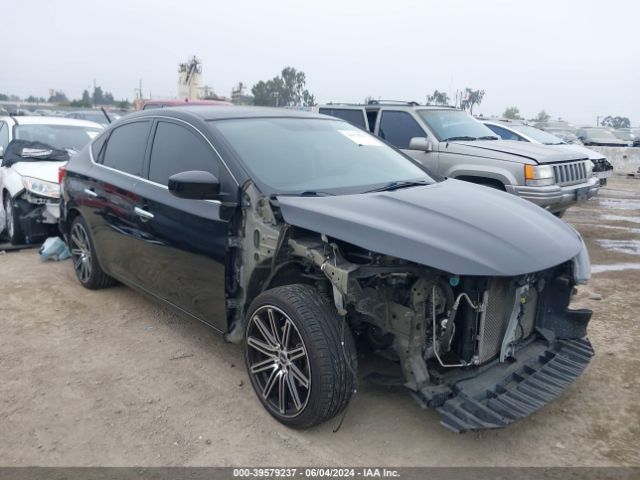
[60,107,594,432]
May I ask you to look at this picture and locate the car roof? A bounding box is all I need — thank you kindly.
[126,106,328,122]
[0,115,103,128]
[319,103,458,111]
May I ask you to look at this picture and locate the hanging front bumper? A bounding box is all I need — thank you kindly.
[433,337,594,433]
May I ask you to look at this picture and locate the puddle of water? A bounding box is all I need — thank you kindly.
[596,239,640,255]
[601,214,640,224]
[572,224,640,234]
[600,188,640,198]
[591,263,640,273]
[598,198,640,211]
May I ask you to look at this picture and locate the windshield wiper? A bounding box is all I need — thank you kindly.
[275,190,335,198]
[476,135,499,140]
[442,136,477,142]
[364,179,429,193]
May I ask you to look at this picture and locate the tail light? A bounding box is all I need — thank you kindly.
[58,163,67,184]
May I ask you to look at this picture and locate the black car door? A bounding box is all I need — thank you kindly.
[131,119,232,332]
[84,120,152,282]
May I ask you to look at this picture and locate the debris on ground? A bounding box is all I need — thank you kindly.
[39,237,71,261]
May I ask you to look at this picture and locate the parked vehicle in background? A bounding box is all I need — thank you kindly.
[319,102,598,216]
[534,121,580,144]
[60,106,594,433]
[0,116,102,244]
[611,129,635,146]
[576,127,629,147]
[65,110,115,127]
[484,120,614,185]
[140,99,232,110]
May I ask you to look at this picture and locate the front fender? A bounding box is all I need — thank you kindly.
[1,168,24,198]
[445,163,519,186]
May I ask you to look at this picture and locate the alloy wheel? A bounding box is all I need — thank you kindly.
[70,222,92,283]
[246,305,311,417]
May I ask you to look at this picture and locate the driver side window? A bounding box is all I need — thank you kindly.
[148,121,220,186]
[379,111,426,149]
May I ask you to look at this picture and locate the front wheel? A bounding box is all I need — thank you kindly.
[3,194,24,245]
[244,284,357,429]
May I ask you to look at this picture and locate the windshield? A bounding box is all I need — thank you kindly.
[613,131,634,141]
[416,109,497,141]
[14,124,102,151]
[210,118,433,195]
[511,125,564,144]
[585,128,617,139]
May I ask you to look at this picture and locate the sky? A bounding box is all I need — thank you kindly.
[1,0,639,125]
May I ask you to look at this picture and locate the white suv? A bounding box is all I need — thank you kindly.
[0,116,102,244]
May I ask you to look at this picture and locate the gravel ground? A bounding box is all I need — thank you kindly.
[0,176,638,467]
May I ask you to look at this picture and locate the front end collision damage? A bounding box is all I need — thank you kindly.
[6,191,60,243]
[225,181,594,432]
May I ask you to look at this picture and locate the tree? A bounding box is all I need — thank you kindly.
[251,67,316,107]
[601,116,630,129]
[503,106,521,120]
[0,93,8,101]
[69,98,92,108]
[426,89,450,106]
[82,89,91,104]
[535,110,550,123]
[115,100,131,109]
[459,88,485,114]
[48,90,68,103]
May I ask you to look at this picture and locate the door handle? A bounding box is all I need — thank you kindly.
[84,188,98,198]
[134,206,154,222]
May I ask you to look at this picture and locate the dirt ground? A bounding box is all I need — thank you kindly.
[0,176,639,467]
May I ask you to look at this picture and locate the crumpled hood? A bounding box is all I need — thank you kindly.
[10,161,63,183]
[277,179,583,276]
[441,139,587,165]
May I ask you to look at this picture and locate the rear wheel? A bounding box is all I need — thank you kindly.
[244,284,357,429]
[3,194,24,245]
[69,216,116,289]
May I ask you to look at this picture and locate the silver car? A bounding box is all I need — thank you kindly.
[319,103,599,216]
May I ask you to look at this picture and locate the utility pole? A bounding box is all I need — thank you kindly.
[93,78,96,108]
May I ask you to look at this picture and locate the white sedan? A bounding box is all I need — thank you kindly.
[484,120,614,186]
[0,116,102,244]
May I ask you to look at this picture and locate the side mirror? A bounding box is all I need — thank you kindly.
[409,136,433,152]
[0,145,3,158]
[168,170,220,200]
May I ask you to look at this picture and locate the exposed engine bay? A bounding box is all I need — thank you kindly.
[226,183,594,432]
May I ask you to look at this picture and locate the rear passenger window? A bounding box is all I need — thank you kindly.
[148,121,217,186]
[101,121,151,176]
[379,111,425,149]
[319,108,367,130]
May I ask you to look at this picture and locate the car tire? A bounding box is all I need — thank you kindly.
[3,193,25,245]
[244,284,357,429]
[69,216,116,289]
